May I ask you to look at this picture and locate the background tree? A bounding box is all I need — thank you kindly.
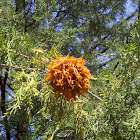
[0,0,140,139]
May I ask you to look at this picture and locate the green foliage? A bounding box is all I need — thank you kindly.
[0,0,140,140]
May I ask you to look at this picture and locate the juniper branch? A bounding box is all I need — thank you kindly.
[0,64,47,74]
[8,49,48,64]
[87,90,102,101]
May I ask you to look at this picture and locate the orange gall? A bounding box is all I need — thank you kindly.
[45,54,91,101]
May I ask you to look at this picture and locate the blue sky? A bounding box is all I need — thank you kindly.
[126,0,138,16]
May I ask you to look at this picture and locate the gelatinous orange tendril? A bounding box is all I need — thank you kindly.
[45,54,91,101]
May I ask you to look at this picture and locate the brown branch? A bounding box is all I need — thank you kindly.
[0,64,47,74]
[53,10,67,27]
[87,90,102,101]
[0,68,11,140]
[113,62,119,72]
[100,47,108,54]
[55,9,62,18]
[8,49,49,65]
[125,10,137,21]
[97,55,119,69]
[6,90,15,98]
[9,49,32,59]
[102,10,137,40]
[20,1,33,21]
[26,20,36,29]
[0,73,14,91]
[88,43,107,53]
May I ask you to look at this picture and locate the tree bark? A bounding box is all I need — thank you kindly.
[0,68,10,140]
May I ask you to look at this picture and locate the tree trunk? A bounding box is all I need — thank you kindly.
[0,68,10,140]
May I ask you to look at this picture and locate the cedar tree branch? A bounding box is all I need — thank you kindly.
[87,90,102,101]
[0,64,47,74]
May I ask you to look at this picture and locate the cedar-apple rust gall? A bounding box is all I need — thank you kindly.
[45,54,91,101]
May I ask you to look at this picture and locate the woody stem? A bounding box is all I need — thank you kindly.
[87,90,102,101]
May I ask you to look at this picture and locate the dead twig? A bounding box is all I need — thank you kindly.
[87,90,102,101]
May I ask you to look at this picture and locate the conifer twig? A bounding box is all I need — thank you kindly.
[87,90,102,101]
[0,64,47,74]
[8,49,32,59]
[8,49,49,64]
